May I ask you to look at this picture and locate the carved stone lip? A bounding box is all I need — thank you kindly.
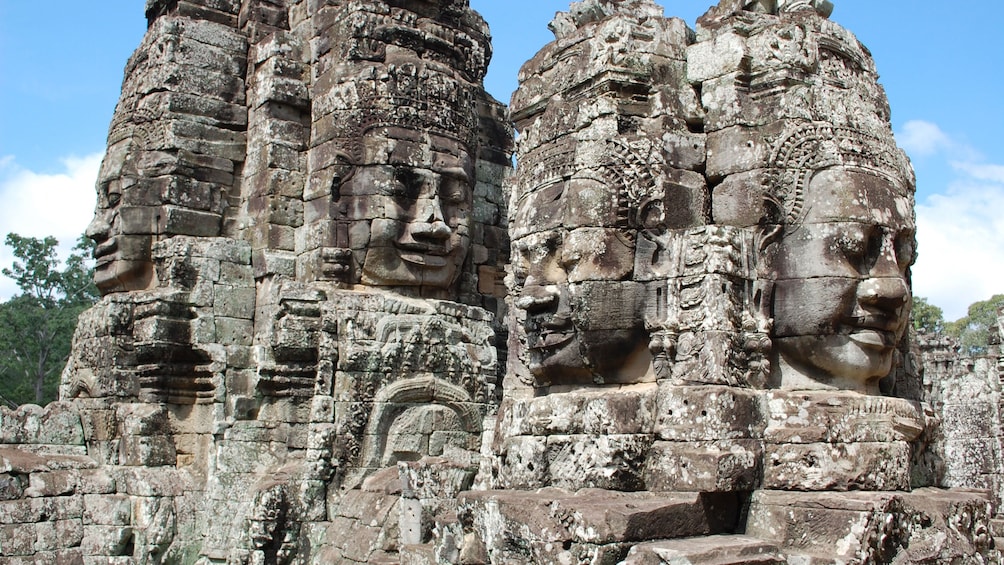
[93,239,118,264]
[847,328,896,349]
[529,330,575,350]
[398,244,451,267]
[399,252,448,267]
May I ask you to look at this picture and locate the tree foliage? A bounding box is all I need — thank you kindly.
[911,296,945,335]
[0,233,99,407]
[945,294,1004,357]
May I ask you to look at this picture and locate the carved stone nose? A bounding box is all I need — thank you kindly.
[858,276,908,311]
[411,197,451,240]
[85,212,112,241]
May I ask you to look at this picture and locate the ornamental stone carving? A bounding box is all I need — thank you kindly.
[1,1,1000,564]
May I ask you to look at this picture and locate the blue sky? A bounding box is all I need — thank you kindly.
[1,1,1001,320]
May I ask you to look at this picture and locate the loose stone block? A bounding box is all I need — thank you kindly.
[624,535,785,565]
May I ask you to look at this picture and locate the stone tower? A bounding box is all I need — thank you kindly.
[0,1,999,564]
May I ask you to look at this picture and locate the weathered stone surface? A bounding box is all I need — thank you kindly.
[747,489,997,563]
[2,0,1001,563]
[624,535,785,565]
[645,440,762,493]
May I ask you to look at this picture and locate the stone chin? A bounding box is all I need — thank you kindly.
[774,332,902,393]
[92,238,155,294]
[360,246,465,290]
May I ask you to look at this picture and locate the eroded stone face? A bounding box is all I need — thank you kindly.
[339,135,474,290]
[87,140,155,294]
[768,167,915,393]
[512,219,648,386]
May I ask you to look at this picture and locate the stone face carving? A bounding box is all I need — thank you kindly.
[3,1,1002,564]
[86,16,247,294]
[763,125,916,393]
[332,131,475,292]
[509,0,703,388]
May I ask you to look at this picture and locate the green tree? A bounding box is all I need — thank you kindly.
[946,294,1004,356]
[911,296,946,335]
[0,233,99,407]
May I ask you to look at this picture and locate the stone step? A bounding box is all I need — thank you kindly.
[459,488,744,563]
[622,535,786,564]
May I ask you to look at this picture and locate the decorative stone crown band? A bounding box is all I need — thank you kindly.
[334,1,491,83]
[325,62,481,159]
[768,122,914,223]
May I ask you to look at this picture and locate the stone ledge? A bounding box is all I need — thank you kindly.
[624,534,785,564]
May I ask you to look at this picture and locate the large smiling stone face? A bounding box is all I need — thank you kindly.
[768,167,915,393]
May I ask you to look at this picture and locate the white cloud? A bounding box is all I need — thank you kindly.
[912,177,1004,321]
[897,120,953,157]
[0,153,101,300]
[951,161,1004,184]
[894,120,1004,321]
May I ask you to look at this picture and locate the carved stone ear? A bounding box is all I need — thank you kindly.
[757,223,783,255]
[330,153,357,199]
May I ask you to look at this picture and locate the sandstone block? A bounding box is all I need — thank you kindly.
[0,474,24,501]
[119,436,177,467]
[501,388,657,437]
[764,391,924,444]
[25,470,77,498]
[0,522,35,556]
[81,525,133,556]
[37,404,85,446]
[545,434,654,492]
[655,385,765,441]
[713,169,770,227]
[34,518,84,552]
[496,436,547,489]
[644,440,762,493]
[747,489,996,563]
[83,494,132,526]
[459,489,741,550]
[686,32,746,83]
[624,535,785,565]
[662,130,706,171]
[706,123,783,180]
[763,441,911,491]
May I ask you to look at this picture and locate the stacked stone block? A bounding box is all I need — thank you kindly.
[4,1,1002,563]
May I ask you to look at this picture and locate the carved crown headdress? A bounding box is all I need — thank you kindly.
[322,1,490,161]
[767,122,914,224]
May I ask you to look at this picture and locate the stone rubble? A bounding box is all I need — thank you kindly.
[1,1,1002,564]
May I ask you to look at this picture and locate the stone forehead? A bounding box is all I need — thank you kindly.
[354,131,474,169]
[768,123,914,224]
[513,137,667,234]
[323,65,481,159]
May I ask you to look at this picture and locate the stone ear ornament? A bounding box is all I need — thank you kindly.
[602,138,667,231]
